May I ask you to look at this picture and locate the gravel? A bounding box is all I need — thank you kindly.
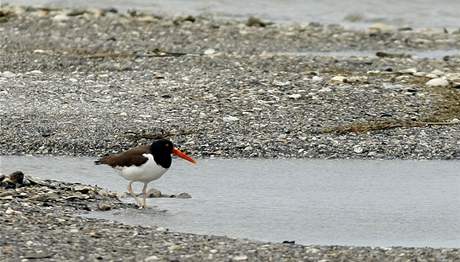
[1,5,460,261]
[2,172,459,261]
[1,5,460,159]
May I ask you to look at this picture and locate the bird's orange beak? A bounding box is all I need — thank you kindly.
[172,147,197,164]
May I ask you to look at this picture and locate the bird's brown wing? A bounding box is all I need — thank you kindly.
[96,145,150,167]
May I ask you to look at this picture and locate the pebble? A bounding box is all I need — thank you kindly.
[52,14,70,22]
[28,70,43,75]
[144,255,160,261]
[430,69,444,76]
[368,23,393,33]
[353,145,364,154]
[144,188,162,198]
[398,68,417,75]
[426,78,449,87]
[204,48,216,55]
[232,255,249,261]
[176,192,192,199]
[311,76,323,82]
[223,116,239,122]
[330,75,346,83]
[287,94,302,99]
[1,71,16,78]
[97,202,112,211]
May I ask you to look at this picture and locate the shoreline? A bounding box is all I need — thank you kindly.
[1,173,459,261]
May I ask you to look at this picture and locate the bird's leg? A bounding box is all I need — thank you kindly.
[127,181,141,207]
[141,182,149,209]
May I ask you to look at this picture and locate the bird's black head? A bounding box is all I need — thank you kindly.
[150,139,174,168]
[150,139,196,169]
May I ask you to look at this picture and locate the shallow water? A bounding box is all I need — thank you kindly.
[6,0,460,29]
[1,156,459,247]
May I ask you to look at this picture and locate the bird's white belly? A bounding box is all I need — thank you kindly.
[117,154,168,182]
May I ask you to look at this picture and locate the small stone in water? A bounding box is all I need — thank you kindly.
[144,188,162,198]
[176,192,192,199]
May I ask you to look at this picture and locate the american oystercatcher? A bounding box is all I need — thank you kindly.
[95,139,196,208]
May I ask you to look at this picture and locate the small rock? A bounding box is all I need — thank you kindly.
[273,80,290,86]
[430,69,444,76]
[136,15,156,22]
[413,72,426,77]
[52,14,70,22]
[28,70,43,75]
[287,94,301,99]
[156,227,167,232]
[1,71,16,78]
[398,68,417,75]
[144,188,162,198]
[33,49,51,54]
[330,75,346,83]
[368,23,393,33]
[451,118,460,124]
[425,73,439,79]
[232,255,248,261]
[426,78,449,87]
[318,87,332,92]
[73,185,92,194]
[5,208,16,215]
[311,76,323,82]
[97,202,112,211]
[144,255,160,261]
[9,171,24,184]
[246,16,267,27]
[176,192,192,199]
[223,116,239,122]
[204,49,216,55]
[353,145,364,153]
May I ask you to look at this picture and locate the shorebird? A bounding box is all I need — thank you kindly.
[95,139,196,208]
